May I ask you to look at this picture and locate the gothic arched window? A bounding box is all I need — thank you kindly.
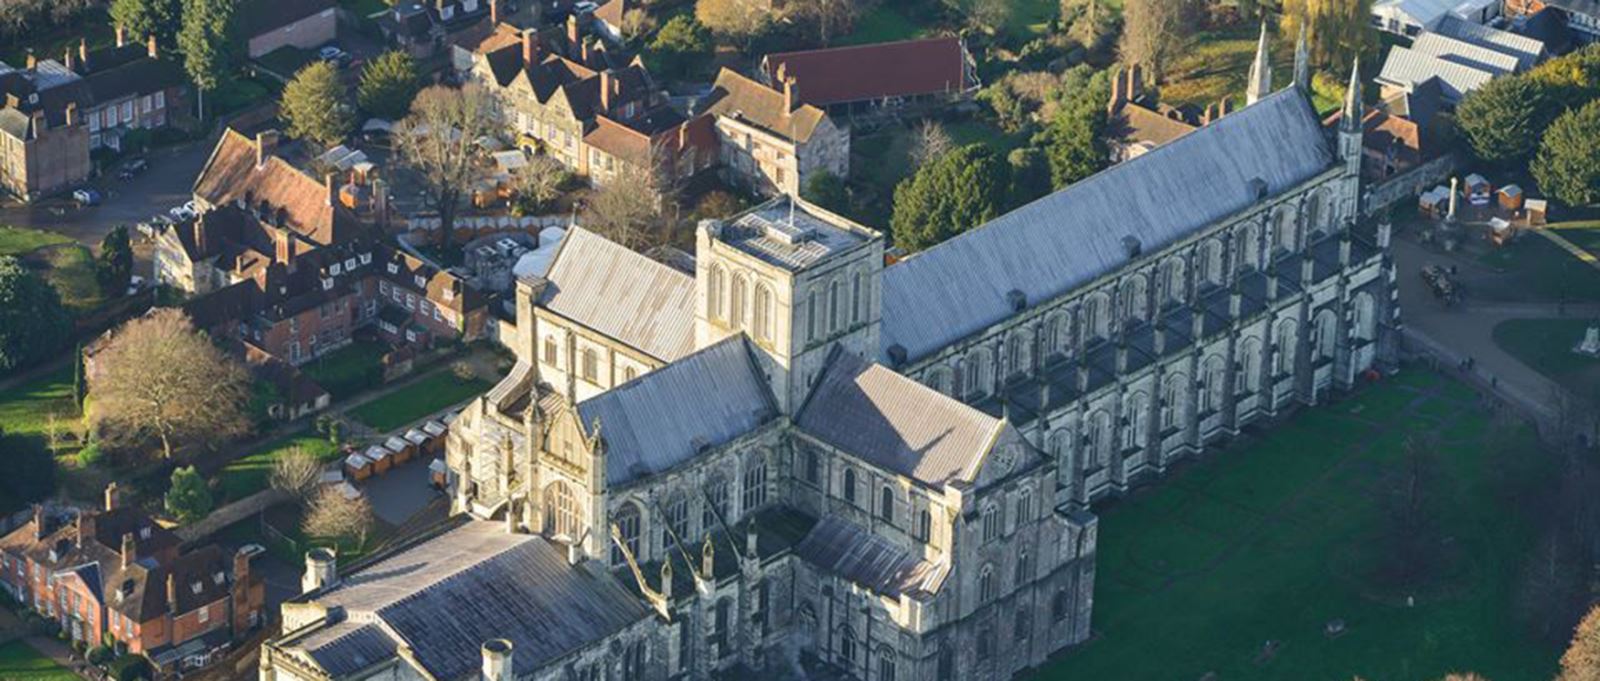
[703,477,728,529]
[842,467,857,505]
[611,501,641,565]
[979,564,997,602]
[879,485,895,523]
[804,448,820,484]
[1016,488,1032,526]
[545,481,582,539]
[916,509,931,542]
[1052,589,1071,622]
[828,279,842,332]
[837,625,856,663]
[663,493,688,546]
[731,274,748,330]
[937,646,955,680]
[851,270,865,323]
[877,647,897,681]
[754,284,773,342]
[981,504,1000,542]
[708,265,725,321]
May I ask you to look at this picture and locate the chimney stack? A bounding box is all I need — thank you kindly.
[64,102,77,127]
[567,540,582,566]
[490,0,499,24]
[255,130,279,169]
[78,39,89,71]
[481,639,514,681]
[783,77,798,112]
[32,505,44,540]
[146,35,157,59]
[166,573,178,612]
[63,47,76,72]
[600,70,613,112]
[104,482,118,511]
[75,512,92,548]
[275,227,295,266]
[522,30,538,67]
[567,14,580,50]
[301,548,337,594]
[325,172,337,207]
[122,533,136,569]
[115,25,127,48]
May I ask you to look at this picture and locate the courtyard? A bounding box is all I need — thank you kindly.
[1034,369,1559,680]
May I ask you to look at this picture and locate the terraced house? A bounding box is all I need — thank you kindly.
[259,55,1396,681]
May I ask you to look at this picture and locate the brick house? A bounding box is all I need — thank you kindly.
[0,62,90,201]
[238,0,338,59]
[1507,0,1600,44]
[700,68,849,196]
[758,36,978,114]
[0,487,264,675]
[74,31,189,152]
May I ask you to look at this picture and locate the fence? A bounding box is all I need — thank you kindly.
[175,488,290,545]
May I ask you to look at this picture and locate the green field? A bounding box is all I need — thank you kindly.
[216,430,342,502]
[1479,232,1600,302]
[1493,318,1600,398]
[1033,370,1560,680]
[0,641,75,681]
[349,371,491,432]
[0,227,72,256]
[0,364,78,440]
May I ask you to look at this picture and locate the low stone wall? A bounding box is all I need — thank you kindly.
[176,488,290,546]
[1365,153,1459,217]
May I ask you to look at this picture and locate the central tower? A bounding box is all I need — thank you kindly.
[694,196,885,413]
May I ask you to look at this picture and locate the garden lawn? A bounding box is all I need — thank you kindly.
[840,4,925,45]
[0,641,75,681]
[0,364,78,439]
[0,227,71,256]
[300,340,389,401]
[349,371,491,432]
[1031,369,1560,681]
[1492,318,1600,398]
[1478,231,1600,301]
[216,431,342,503]
[32,245,104,313]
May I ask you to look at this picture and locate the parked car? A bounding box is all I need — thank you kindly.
[117,157,148,180]
[318,46,350,67]
[73,188,102,207]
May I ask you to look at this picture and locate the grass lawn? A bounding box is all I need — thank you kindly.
[1032,369,1560,680]
[841,3,926,45]
[212,76,277,116]
[31,244,105,314]
[0,226,72,256]
[300,340,389,401]
[1492,318,1600,399]
[0,641,75,681]
[1478,232,1600,302]
[0,364,79,440]
[215,431,342,503]
[349,371,491,432]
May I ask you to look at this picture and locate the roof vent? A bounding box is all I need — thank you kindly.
[1121,235,1142,259]
[1006,289,1027,312]
[1248,177,1268,199]
[763,218,814,246]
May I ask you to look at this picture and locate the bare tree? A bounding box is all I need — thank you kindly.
[511,154,570,216]
[1563,606,1600,681]
[395,84,498,251]
[303,486,375,548]
[969,0,1012,33]
[695,0,773,50]
[1515,526,1588,645]
[786,0,856,45]
[89,309,251,460]
[1118,0,1198,82]
[585,163,666,252]
[1376,434,1444,590]
[270,447,324,507]
[910,119,955,166]
[622,8,657,40]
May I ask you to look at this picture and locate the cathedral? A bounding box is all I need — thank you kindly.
[258,46,1397,681]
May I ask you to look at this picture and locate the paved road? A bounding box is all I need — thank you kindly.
[0,141,212,249]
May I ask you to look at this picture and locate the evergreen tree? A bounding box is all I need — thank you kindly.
[177,0,235,119]
[0,256,72,375]
[890,144,1011,253]
[283,61,355,148]
[1533,100,1600,207]
[96,225,133,297]
[164,466,213,523]
[109,0,180,48]
[802,170,848,214]
[647,15,712,81]
[357,50,420,121]
[1035,66,1111,189]
[1456,77,1550,167]
[1007,147,1052,207]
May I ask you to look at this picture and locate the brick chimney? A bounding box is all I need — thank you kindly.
[104,482,118,511]
[231,547,254,633]
[25,52,36,69]
[783,77,798,113]
[600,70,613,112]
[121,533,136,569]
[32,505,44,540]
[255,130,279,169]
[63,47,76,72]
[166,573,178,614]
[490,0,499,25]
[193,216,209,255]
[78,39,89,71]
[64,102,77,127]
[147,35,158,59]
[75,512,94,548]
[275,228,294,266]
[115,25,127,48]
[325,172,337,207]
[567,14,580,50]
[522,30,538,67]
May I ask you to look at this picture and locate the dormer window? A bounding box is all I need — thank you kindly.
[360,252,372,265]
[139,527,151,539]
[345,258,357,271]
[330,263,342,276]
[443,288,454,301]
[414,275,426,288]
[387,263,399,274]
[322,278,334,291]
[213,572,225,584]
[190,581,202,594]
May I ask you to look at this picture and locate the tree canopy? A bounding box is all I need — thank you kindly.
[1455,76,1550,167]
[89,308,250,459]
[177,0,235,115]
[1562,605,1600,681]
[646,16,712,81]
[357,50,421,121]
[0,255,72,375]
[891,143,1012,253]
[164,465,213,523]
[109,0,181,49]
[395,84,497,250]
[1035,65,1111,189]
[1533,100,1600,207]
[695,0,772,49]
[1280,0,1374,69]
[96,226,133,297]
[283,61,354,149]
[802,170,849,215]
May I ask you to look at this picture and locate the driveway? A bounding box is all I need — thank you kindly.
[0,141,213,249]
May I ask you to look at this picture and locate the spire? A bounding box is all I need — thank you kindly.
[1293,23,1310,91]
[1247,21,1272,105]
[1341,57,1362,133]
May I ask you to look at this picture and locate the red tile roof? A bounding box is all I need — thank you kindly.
[192,130,360,246]
[760,36,971,107]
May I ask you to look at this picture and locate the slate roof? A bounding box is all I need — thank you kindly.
[793,516,947,598]
[701,68,829,143]
[539,226,695,362]
[577,335,776,487]
[305,521,649,679]
[879,88,1333,360]
[797,350,1003,487]
[760,37,970,107]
